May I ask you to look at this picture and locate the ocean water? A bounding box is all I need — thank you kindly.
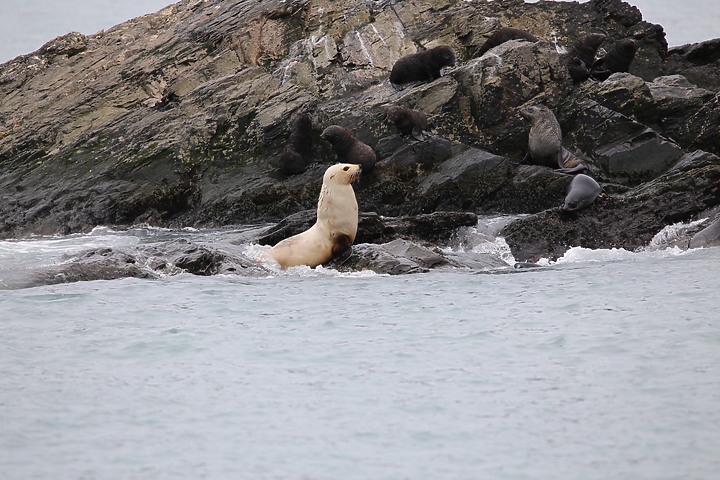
[1,221,719,479]
[2,1,720,478]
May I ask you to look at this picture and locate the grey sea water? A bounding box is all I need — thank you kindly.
[1,222,719,479]
[2,1,720,478]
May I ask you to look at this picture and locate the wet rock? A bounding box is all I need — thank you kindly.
[0,0,717,264]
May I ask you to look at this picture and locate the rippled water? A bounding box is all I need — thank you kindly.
[1,224,719,479]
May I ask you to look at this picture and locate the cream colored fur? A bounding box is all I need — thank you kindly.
[270,164,360,269]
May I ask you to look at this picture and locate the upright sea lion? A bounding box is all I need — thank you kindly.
[278,114,313,175]
[269,163,361,269]
[478,27,538,56]
[386,106,428,141]
[519,105,587,174]
[321,125,377,174]
[562,174,602,211]
[591,38,638,81]
[389,45,456,90]
[563,33,606,82]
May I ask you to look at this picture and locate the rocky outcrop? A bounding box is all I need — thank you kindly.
[1,0,719,268]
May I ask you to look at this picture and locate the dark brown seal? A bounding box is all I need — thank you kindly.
[478,27,538,56]
[386,106,428,141]
[278,114,314,175]
[519,105,587,174]
[591,38,638,81]
[389,45,456,90]
[562,33,606,82]
[320,125,377,174]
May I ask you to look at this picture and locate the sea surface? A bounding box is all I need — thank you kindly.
[2,0,720,479]
[1,220,719,480]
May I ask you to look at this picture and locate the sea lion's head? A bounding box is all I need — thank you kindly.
[430,45,456,67]
[321,125,355,150]
[324,163,362,185]
[519,104,551,124]
[386,106,410,125]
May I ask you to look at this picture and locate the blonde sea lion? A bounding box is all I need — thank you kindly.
[269,163,361,269]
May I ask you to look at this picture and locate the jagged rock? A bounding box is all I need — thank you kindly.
[0,0,718,264]
[502,151,720,262]
[256,210,478,246]
[665,38,720,91]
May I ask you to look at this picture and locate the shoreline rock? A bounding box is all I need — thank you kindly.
[1,0,718,267]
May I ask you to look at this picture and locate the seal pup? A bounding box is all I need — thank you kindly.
[389,45,456,91]
[562,33,606,82]
[269,163,362,269]
[519,104,587,174]
[386,106,428,141]
[321,125,377,174]
[562,174,602,211]
[591,38,638,81]
[478,27,538,56]
[278,113,313,175]
[689,217,720,249]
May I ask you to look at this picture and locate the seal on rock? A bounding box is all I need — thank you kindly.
[389,45,456,90]
[478,27,538,56]
[278,113,314,175]
[519,104,587,174]
[591,38,638,80]
[269,163,361,269]
[386,106,428,141]
[562,174,602,211]
[689,217,720,249]
[563,33,606,82]
[321,125,377,173]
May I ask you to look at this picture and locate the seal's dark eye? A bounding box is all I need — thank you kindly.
[343,166,349,171]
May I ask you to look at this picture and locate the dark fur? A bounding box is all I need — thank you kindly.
[478,27,538,56]
[519,105,587,173]
[320,125,377,174]
[591,38,638,81]
[386,106,428,141]
[389,45,456,90]
[563,33,606,82]
[278,114,313,175]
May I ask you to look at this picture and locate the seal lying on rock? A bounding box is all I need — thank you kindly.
[386,106,428,141]
[321,125,377,173]
[562,174,602,211]
[563,33,606,82]
[269,163,361,269]
[688,217,720,249]
[591,38,638,81]
[389,45,456,90]
[519,104,587,173]
[477,27,538,56]
[278,113,313,175]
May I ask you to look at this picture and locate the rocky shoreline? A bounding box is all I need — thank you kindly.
[1,0,719,276]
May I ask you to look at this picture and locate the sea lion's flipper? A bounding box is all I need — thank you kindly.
[523,151,532,164]
[390,81,404,91]
[556,164,588,174]
[411,127,426,142]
